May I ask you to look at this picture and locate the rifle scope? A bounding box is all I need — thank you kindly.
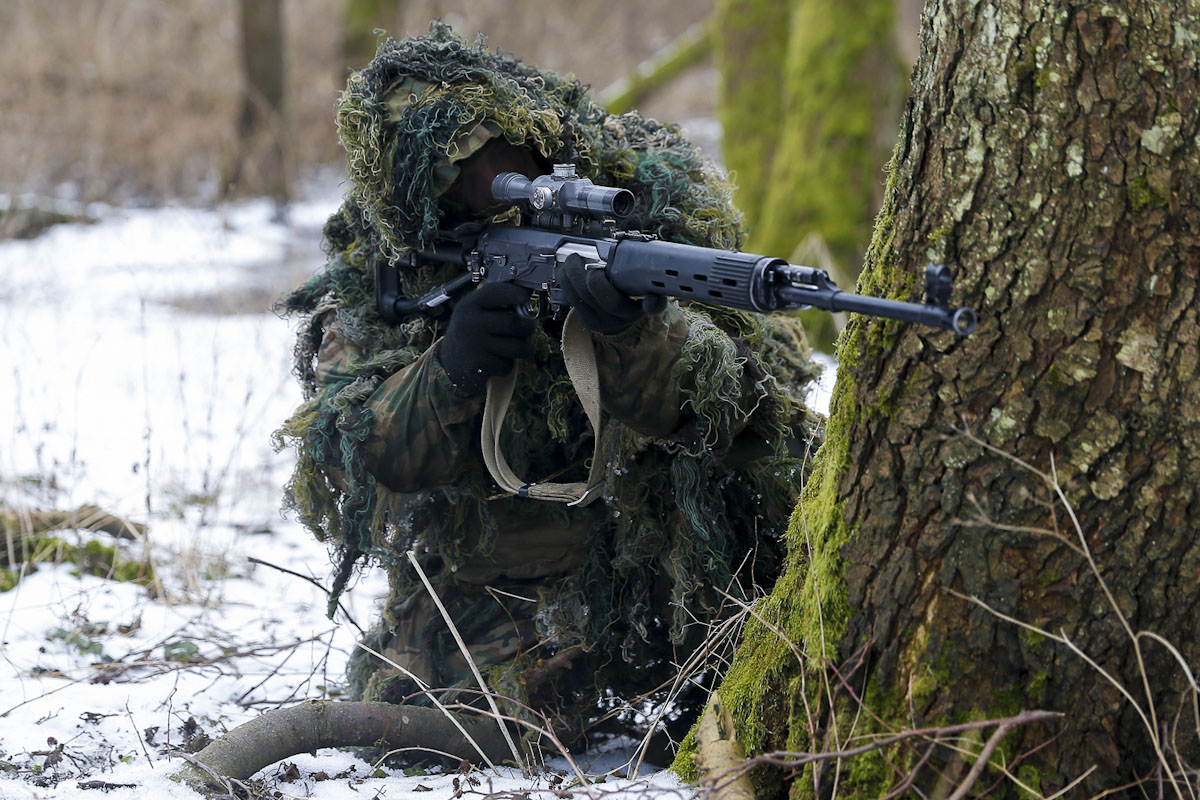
[492,166,635,219]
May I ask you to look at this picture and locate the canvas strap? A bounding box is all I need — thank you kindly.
[480,309,604,506]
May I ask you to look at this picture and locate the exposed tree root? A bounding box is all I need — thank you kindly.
[172,700,512,795]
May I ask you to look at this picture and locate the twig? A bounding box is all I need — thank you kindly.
[945,719,1015,800]
[354,641,499,771]
[235,638,302,705]
[456,700,598,800]
[407,549,527,776]
[247,556,362,634]
[630,606,747,778]
[92,631,332,681]
[880,742,936,800]
[125,701,154,768]
[749,709,1059,769]
[171,749,242,796]
[953,424,1194,800]
[0,680,75,718]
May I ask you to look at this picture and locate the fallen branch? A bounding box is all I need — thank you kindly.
[247,556,363,633]
[1,504,146,543]
[173,700,513,795]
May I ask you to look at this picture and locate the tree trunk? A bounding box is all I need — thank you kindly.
[689,1,1200,797]
[220,0,290,207]
[713,0,791,237]
[754,0,905,272]
[716,0,907,351]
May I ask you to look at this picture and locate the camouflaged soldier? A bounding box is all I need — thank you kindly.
[276,23,824,744]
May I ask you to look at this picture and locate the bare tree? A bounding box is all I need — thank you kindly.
[221,0,290,208]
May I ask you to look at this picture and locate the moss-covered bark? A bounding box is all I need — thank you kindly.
[687,1,1200,797]
[717,0,907,351]
[713,0,792,234]
[755,0,906,269]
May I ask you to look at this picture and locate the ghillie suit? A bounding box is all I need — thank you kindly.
[275,23,824,744]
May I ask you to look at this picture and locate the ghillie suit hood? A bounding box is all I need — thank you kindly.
[275,23,823,732]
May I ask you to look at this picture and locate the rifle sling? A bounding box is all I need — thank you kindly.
[480,310,604,506]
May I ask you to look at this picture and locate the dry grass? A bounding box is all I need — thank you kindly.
[0,0,714,206]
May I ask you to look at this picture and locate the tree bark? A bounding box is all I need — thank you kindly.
[713,0,792,237]
[692,1,1200,797]
[754,0,906,272]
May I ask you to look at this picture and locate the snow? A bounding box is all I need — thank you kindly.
[0,190,833,799]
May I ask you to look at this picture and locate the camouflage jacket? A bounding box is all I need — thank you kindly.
[315,299,782,583]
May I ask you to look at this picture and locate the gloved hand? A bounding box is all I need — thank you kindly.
[559,254,668,335]
[436,282,536,396]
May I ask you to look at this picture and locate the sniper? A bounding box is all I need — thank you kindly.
[275,21,825,753]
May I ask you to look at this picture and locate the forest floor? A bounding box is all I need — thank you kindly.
[0,182,834,799]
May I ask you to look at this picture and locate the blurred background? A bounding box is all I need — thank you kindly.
[0,1,716,209]
[1,0,923,332]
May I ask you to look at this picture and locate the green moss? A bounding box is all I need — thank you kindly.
[752,0,905,285]
[1128,176,1167,210]
[1016,764,1044,796]
[3,535,154,590]
[671,727,699,782]
[1028,669,1050,700]
[75,538,155,586]
[715,0,792,235]
[842,747,893,797]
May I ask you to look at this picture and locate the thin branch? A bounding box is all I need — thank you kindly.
[247,556,362,634]
[354,642,498,771]
[749,709,1059,769]
[407,549,527,775]
[945,720,1015,800]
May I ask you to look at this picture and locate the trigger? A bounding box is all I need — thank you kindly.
[517,291,550,318]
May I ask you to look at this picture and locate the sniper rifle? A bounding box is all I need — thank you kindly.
[375,164,977,336]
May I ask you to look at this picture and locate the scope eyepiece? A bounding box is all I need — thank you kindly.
[491,168,635,220]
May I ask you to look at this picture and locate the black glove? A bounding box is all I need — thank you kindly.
[437,282,536,396]
[559,254,668,335]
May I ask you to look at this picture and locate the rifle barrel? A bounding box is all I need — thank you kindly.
[777,286,976,335]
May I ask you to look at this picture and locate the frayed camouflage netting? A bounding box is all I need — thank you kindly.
[274,22,824,738]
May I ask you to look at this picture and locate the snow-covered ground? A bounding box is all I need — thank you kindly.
[0,190,834,799]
